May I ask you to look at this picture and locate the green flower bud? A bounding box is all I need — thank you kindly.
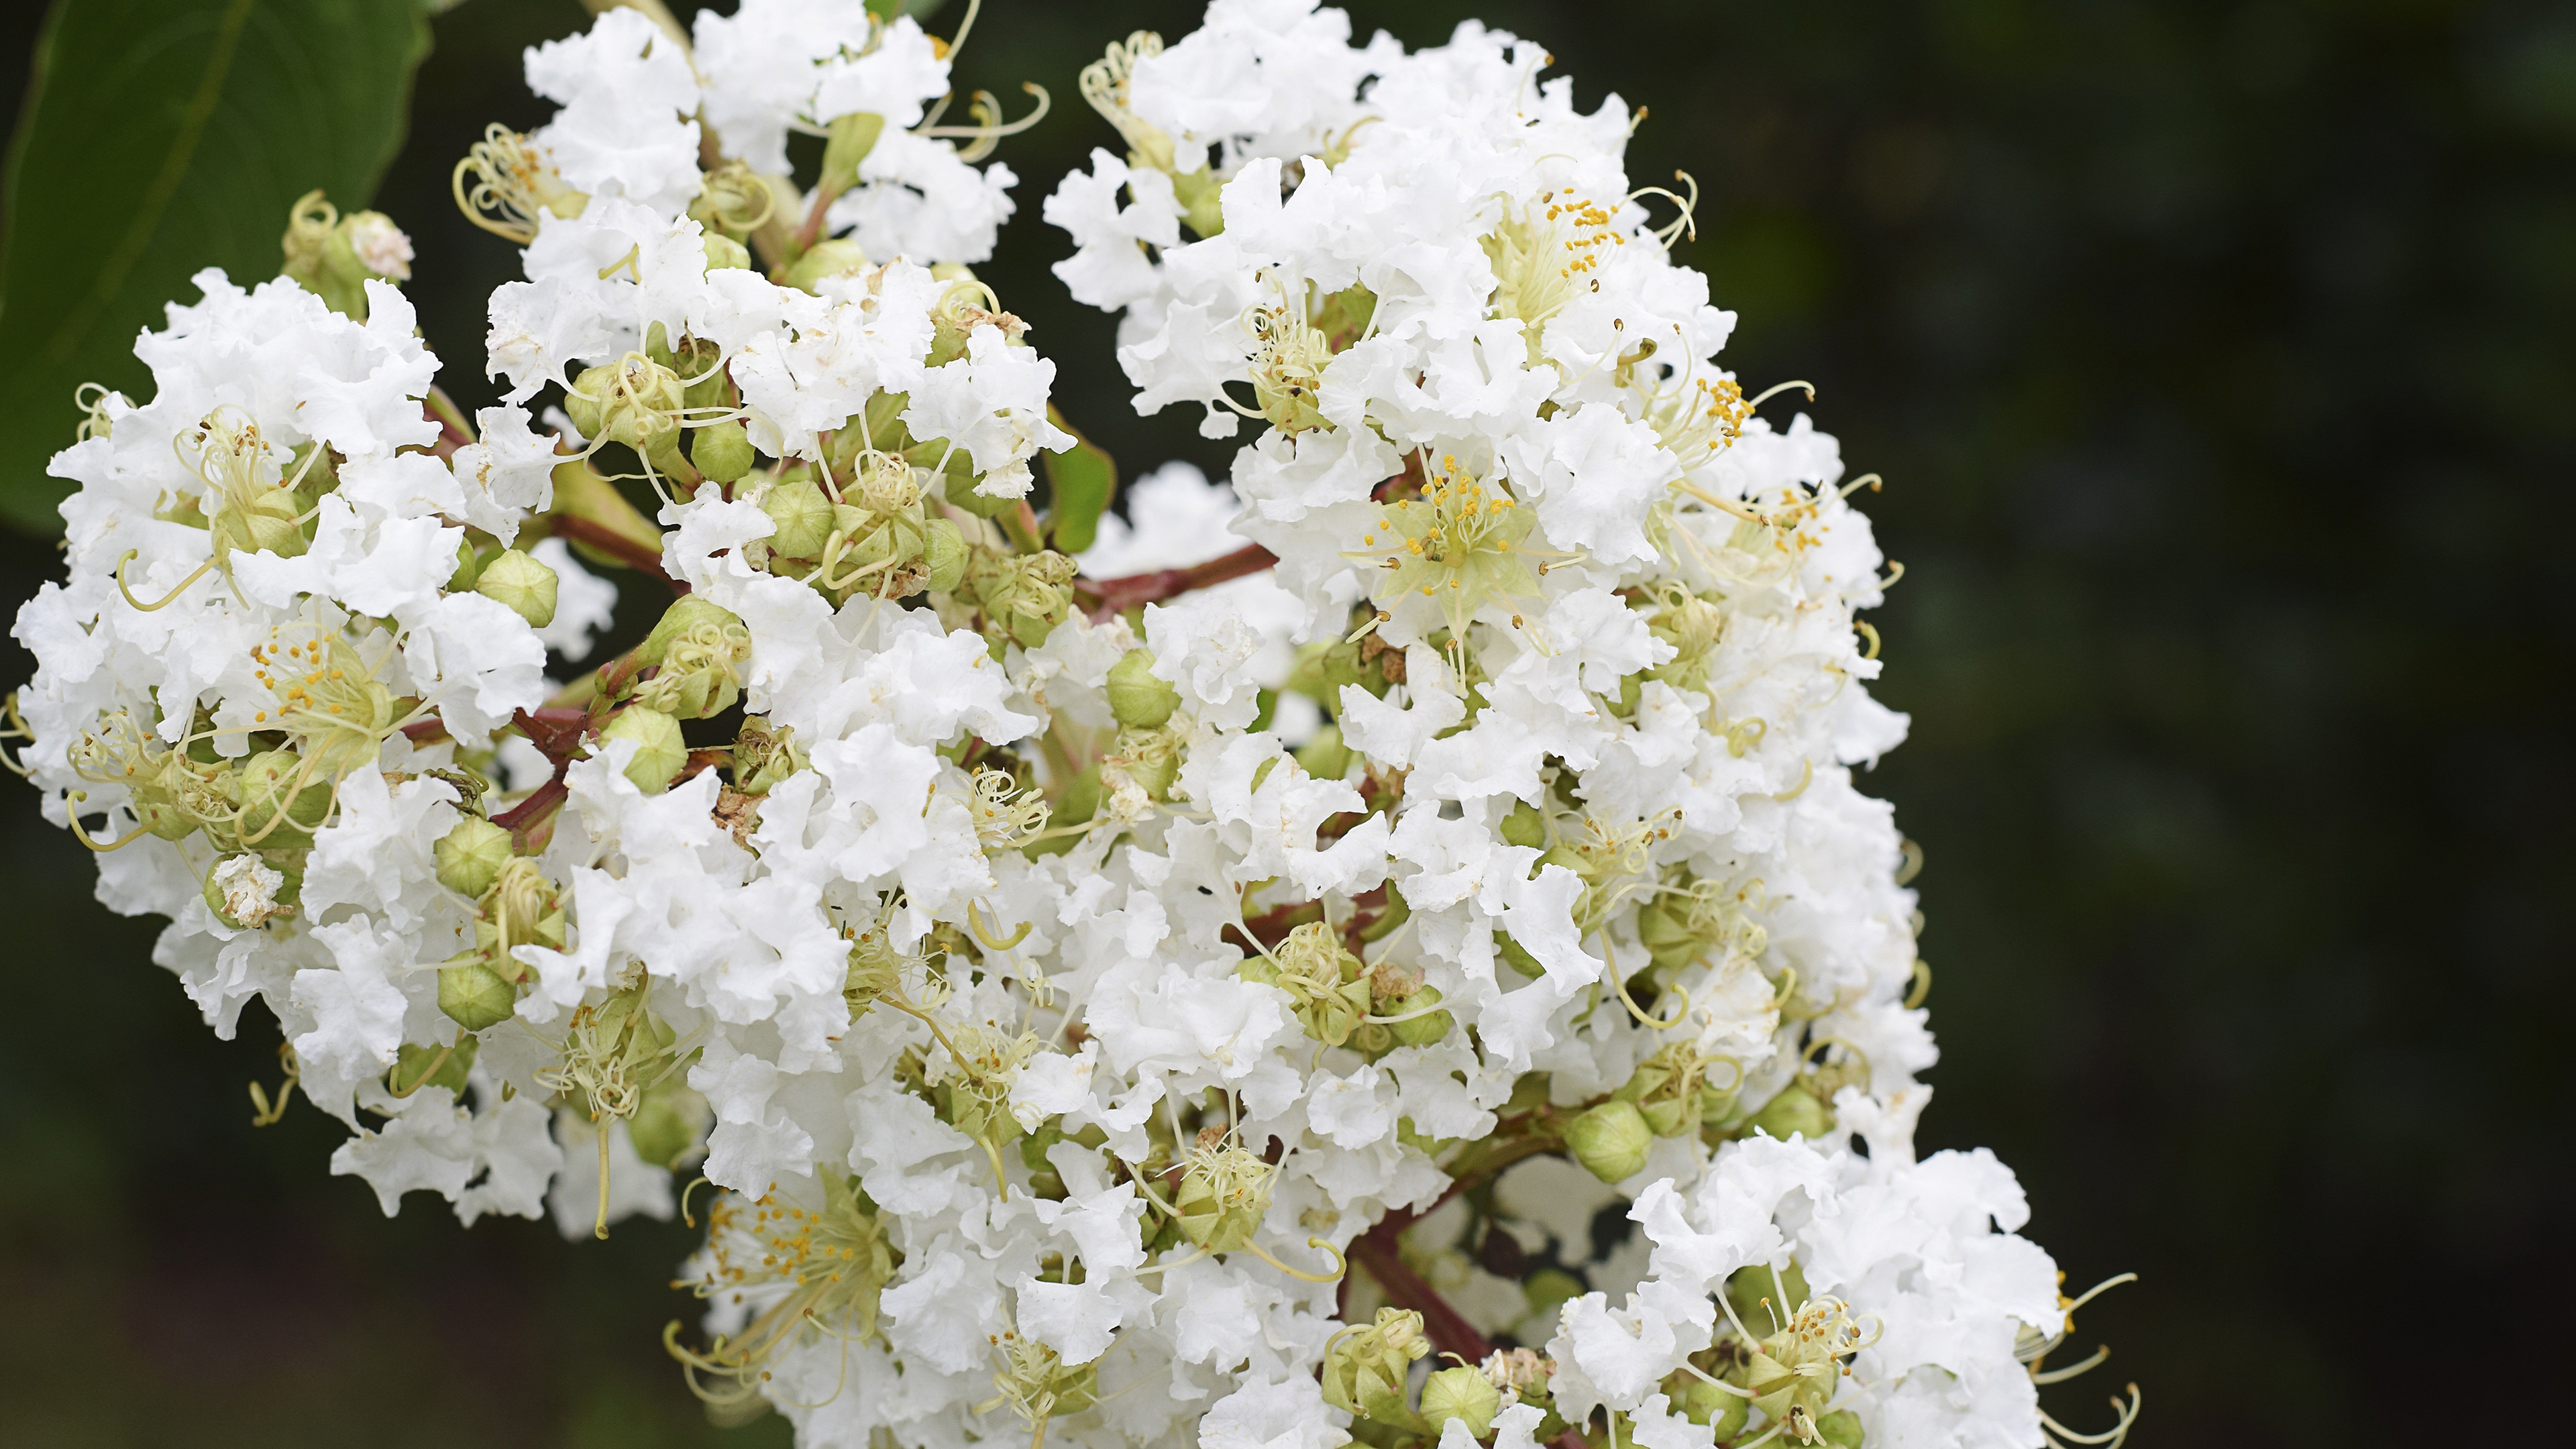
[601,706,686,793]
[435,817,515,899]
[235,751,331,849]
[1500,799,1548,849]
[633,597,753,719]
[1106,649,1180,729]
[439,959,519,1031]
[1419,1365,1501,1439]
[627,1081,712,1169]
[473,548,559,628]
[1666,1371,1750,1437]
[702,232,753,272]
[921,517,967,593]
[1320,1307,1430,1428]
[1747,1085,1833,1143]
[390,1036,478,1096]
[1524,1267,1585,1327]
[692,419,757,484]
[446,537,482,591]
[818,111,886,199]
[1815,1409,1865,1448]
[784,237,871,294]
[1566,1099,1654,1184]
[760,477,835,558]
[1496,931,1542,978]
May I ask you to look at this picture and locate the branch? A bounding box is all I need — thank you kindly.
[1076,543,1277,621]
[1347,1213,1492,1364]
[544,514,685,592]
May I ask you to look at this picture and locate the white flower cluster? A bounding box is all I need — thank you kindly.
[6,6,2133,1449]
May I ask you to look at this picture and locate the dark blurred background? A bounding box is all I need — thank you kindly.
[4,0,2571,1443]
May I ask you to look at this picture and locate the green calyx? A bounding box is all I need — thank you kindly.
[278,190,411,320]
[1320,1307,1430,1428]
[730,714,806,795]
[632,597,753,720]
[955,550,1079,651]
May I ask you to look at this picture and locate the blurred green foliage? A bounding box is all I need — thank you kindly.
[0,0,433,532]
[3,1,2571,1444]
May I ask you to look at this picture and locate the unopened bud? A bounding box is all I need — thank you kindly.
[1107,649,1179,729]
[446,537,481,590]
[818,111,887,199]
[692,418,756,484]
[1419,1365,1501,1440]
[784,237,870,294]
[1566,1098,1653,1184]
[702,232,753,272]
[601,706,687,793]
[758,476,833,557]
[439,959,518,1031]
[1747,1085,1832,1143]
[435,816,515,898]
[1500,799,1548,849]
[627,1081,712,1169]
[474,547,559,628]
[236,751,331,849]
[1668,1372,1750,1436]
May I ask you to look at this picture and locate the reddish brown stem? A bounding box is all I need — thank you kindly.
[1076,543,1278,621]
[545,515,685,591]
[1347,1216,1493,1365]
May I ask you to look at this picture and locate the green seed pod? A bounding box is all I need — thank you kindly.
[1500,799,1548,849]
[473,547,559,628]
[1668,1372,1750,1436]
[439,959,519,1031]
[1566,1099,1654,1184]
[235,751,331,849]
[1419,1365,1501,1440]
[435,817,515,899]
[627,1081,712,1169]
[601,706,686,794]
[784,237,871,294]
[702,232,753,272]
[1107,649,1180,729]
[1747,1085,1833,1143]
[760,477,835,558]
[1814,1409,1865,1448]
[921,517,967,593]
[692,418,757,484]
[390,1035,478,1096]
[1385,986,1452,1048]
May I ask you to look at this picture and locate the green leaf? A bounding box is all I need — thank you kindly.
[1041,405,1118,557]
[0,0,435,533]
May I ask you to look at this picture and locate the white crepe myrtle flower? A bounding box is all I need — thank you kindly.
[2,9,2135,1449]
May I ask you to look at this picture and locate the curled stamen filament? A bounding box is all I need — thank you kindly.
[115,551,215,612]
